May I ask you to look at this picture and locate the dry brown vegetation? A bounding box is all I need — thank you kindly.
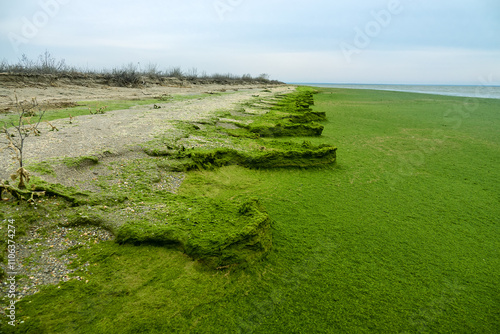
[0,51,281,88]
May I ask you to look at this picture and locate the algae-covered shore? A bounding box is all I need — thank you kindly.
[1,86,499,333]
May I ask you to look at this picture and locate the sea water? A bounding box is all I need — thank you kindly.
[296,83,500,100]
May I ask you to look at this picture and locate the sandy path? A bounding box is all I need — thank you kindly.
[0,82,275,111]
[0,85,293,181]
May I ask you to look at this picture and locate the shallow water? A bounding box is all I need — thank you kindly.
[294,83,500,99]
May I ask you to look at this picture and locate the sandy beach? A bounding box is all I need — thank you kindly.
[0,74,291,181]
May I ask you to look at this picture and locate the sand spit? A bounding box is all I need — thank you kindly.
[0,73,293,181]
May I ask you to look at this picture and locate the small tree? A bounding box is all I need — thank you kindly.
[1,96,45,189]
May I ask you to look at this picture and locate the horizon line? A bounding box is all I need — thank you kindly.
[287,82,500,87]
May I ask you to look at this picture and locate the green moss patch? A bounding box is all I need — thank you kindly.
[234,87,326,137]
[244,121,324,137]
[154,141,336,171]
[63,155,99,168]
[144,86,335,172]
[115,198,272,268]
[61,210,109,229]
[29,177,127,206]
[288,111,327,123]
[28,161,57,177]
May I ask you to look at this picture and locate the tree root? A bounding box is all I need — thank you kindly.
[0,182,45,203]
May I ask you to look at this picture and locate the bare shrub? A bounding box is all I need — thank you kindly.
[185,68,198,80]
[257,73,270,81]
[242,74,253,81]
[109,63,142,87]
[38,50,67,74]
[1,97,46,189]
[143,63,164,79]
[166,67,184,78]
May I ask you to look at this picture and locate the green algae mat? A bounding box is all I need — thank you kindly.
[1,87,333,270]
[1,87,500,333]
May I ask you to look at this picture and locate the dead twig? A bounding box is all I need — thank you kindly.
[45,120,59,131]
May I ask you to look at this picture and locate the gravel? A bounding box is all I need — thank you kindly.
[0,222,113,316]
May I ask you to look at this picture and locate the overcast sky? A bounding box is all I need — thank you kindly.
[1,0,499,84]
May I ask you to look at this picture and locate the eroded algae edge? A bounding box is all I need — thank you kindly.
[2,86,336,269]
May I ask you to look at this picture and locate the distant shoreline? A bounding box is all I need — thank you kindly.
[290,83,500,100]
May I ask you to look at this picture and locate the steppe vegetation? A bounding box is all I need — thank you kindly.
[0,51,279,87]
